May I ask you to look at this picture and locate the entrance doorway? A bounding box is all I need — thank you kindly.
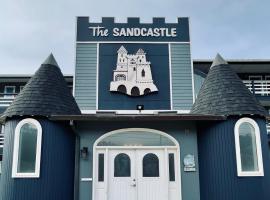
[93,128,181,200]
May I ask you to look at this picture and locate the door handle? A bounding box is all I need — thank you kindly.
[130,183,136,187]
[131,179,136,187]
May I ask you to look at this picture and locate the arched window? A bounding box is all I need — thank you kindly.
[117,85,127,94]
[143,153,159,177]
[234,118,264,176]
[141,69,145,77]
[115,74,126,81]
[144,88,151,95]
[97,129,176,146]
[131,87,140,96]
[12,118,42,178]
[114,153,131,177]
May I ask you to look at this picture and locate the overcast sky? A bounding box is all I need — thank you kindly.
[1,0,270,75]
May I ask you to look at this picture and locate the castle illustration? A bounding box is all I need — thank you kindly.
[110,46,158,96]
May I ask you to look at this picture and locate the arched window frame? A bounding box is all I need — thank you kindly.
[12,118,42,178]
[234,117,264,177]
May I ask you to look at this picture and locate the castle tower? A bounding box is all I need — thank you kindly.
[191,54,270,200]
[135,48,153,82]
[110,46,158,96]
[0,54,81,200]
[116,46,128,71]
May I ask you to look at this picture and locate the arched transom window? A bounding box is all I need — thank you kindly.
[12,118,42,178]
[234,118,264,176]
[97,129,177,147]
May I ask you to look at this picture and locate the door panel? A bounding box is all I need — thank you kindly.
[137,150,166,200]
[108,150,136,200]
[106,148,179,200]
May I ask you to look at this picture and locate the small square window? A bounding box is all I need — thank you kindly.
[4,86,16,98]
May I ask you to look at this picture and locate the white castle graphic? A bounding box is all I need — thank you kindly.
[110,46,158,96]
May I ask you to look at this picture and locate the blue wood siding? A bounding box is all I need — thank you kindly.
[0,119,75,200]
[75,43,97,110]
[197,117,270,200]
[170,43,194,110]
[76,121,200,200]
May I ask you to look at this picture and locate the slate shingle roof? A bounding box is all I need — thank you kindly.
[191,54,267,116]
[1,54,81,120]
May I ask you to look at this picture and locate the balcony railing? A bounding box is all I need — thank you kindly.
[0,134,4,148]
[266,121,270,135]
[0,93,18,106]
[243,80,270,96]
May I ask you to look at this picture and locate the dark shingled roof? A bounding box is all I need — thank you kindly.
[191,54,267,116]
[1,54,81,120]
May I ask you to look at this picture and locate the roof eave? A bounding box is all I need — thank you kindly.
[49,114,226,122]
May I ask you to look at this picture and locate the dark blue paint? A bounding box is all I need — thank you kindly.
[197,117,270,200]
[77,17,190,42]
[0,119,75,200]
[98,43,171,110]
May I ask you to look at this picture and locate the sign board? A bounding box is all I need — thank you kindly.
[75,17,192,111]
[77,17,190,42]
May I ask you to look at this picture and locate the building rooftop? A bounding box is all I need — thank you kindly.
[191,54,267,117]
[1,54,81,121]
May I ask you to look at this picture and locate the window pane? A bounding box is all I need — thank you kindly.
[98,154,104,182]
[143,153,159,177]
[5,87,15,93]
[98,131,175,146]
[239,122,259,171]
[17,123,37,173]
[114,153,130,177]
[169,154,175,181]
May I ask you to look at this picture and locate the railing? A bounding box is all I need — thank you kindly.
[243,80,270,96]
[0,93,18,106]
[266,121,270,135]
[0,134,3,148]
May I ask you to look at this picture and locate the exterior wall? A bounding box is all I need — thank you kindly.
[171,43,194,110]
[75,121,200,200]
[74,43,194,111]
[197,117,270,200]
[193,71,206,99]
[75,43,97,110]
[0,119,75,200]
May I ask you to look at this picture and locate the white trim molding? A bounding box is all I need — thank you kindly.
[234,117,264,177]
[12,118,42,178]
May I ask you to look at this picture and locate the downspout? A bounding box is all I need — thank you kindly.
[70,120,80,200]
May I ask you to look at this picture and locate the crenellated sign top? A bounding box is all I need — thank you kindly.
[76,17,190,42]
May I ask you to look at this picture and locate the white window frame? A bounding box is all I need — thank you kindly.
[4,86,16,98]
[234,117,264,177]
[12,118,42,178]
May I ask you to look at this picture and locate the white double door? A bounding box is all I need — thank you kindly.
[108,149,167,200]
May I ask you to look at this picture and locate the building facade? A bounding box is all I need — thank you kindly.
[0,17,270,200]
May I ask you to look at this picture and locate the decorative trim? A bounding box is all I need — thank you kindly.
[168,43,173,110]
[12,118,42,178]
[234,117,264,177]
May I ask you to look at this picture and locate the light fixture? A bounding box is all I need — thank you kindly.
[136,105,144,111]
[80,147,89,160]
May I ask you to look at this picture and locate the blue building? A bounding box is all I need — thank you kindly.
[0,17,270,200]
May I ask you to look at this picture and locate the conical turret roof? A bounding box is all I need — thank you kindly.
[117,46,128,54]
[1,54,81,120]
[191,54,267,116]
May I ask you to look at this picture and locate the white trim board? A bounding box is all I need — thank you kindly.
[81,109,190,114]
